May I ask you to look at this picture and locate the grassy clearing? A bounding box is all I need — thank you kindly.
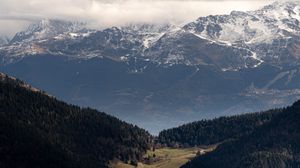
[110,147,207,168]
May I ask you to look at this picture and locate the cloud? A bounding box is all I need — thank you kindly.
[0,0,273,36]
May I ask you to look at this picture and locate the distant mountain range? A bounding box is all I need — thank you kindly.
[1,1,300,133]
[2,1,300,68]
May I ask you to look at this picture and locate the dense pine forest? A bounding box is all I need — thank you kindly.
[182,101,300,168]
[158,110,281,147]
[0,73,152,168]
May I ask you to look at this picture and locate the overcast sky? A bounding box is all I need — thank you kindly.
[0,0,275,37]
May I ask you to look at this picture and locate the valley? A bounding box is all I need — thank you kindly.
[1,71,300,168]
[111,147,216,168]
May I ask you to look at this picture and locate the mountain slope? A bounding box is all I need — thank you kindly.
[183,1,300,67]
[0,72,151,168]
[10,19,85,44]
[182,100,300,168]
[158,109,281,147]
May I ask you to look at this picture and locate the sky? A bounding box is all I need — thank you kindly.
[0,0,275,37]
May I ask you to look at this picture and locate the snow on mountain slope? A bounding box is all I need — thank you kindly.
[121,23,174,48]
[10,19,86,44]
[184,1,300,44]
[0,19,95,62]
[1,1,300,69]
[181,1,300,67]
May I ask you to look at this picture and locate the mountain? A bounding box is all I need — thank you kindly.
[0,19,90,61]
[181,100,300,168]
[0,72,152,168]
[183,1,300,68]
[10,19,85,44]
[3,1,300,68]
[1,1,300,134]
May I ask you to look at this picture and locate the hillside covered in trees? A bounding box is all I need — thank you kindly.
[0,73,152,168]
[158,110,281,147]
[182,101,300,168]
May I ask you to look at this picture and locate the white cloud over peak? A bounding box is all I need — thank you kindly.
[0,0,273,37]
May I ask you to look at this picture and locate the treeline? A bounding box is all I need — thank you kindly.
[0,73,152,168]
[182,100,300,168]
[158,109,281,147]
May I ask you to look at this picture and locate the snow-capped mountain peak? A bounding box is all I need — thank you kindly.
[184,1,300,44]
[10,19,86,44]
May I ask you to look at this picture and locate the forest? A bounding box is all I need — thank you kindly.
[0,73,152,168]
[182,101,300,168]
[158,109,281,147]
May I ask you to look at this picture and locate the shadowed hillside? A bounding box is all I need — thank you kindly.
[0,73,152,168]
[182,101,300,168]
[158,110,281,147]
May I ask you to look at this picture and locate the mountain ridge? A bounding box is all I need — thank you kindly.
[2,1,300,69]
